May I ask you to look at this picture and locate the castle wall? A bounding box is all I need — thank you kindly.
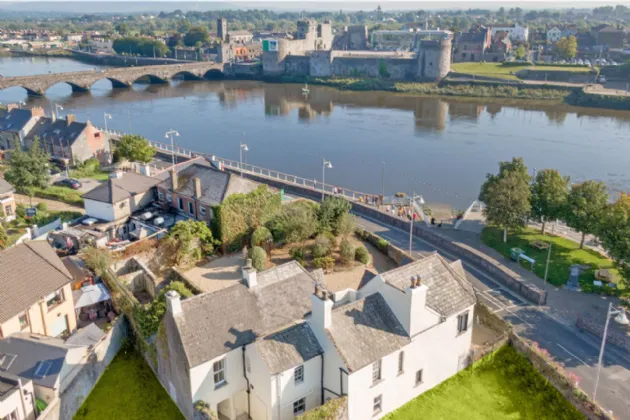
[332,57,416,80]
[285,55,311,77]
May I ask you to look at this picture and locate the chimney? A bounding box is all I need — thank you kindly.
[404,275,427,337]
[30,106,45,117]
[170,169,178,191]
[310,285,333,330]
[165,290,182,317]
[193,177,202,199]
[242,259,257,288]
[6,103,18,112]
[139,163,151,177]
[66,114,76,126]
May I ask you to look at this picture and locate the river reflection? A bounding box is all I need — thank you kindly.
[2,70,630,207]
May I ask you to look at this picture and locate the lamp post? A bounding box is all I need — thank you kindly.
[593,302,630,401]
[18,100,26,109]
[543,223,555,285]
[54,104,63,119]
[408,192,416,255]
[381,161,385,207]
[103,112,112,132]
[164,129,180,167]
[322,159,332,200]
[239,142,249,177]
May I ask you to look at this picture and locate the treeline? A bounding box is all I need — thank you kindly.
[481,157,630,284]
[112,36,169,57]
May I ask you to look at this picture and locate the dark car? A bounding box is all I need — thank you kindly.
[54,178,82,190]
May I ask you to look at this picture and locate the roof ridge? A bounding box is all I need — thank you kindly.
[24,241,71,282]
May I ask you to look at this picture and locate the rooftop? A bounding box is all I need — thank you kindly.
[0,177,14,195]
[256,323,322,374]
[23,117,91,147]
[0,241,73,324]
[0,108,38,133]
[81,172,159,204]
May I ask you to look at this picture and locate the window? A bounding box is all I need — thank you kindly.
[34,361,52,378]
[372,359,382,384]
[457,312,469,334]
[18,313,28,330]
[46,289,65,310]
[398,351,404,374]
[416,369,423,386]
[4,205,12,216]
[178,197,184,211]
[213,358,226,387]
[166,194,172,203]
[158,191,164,202]
[373,395,382,416]
[188,201,194,215]
[294,365,304,384]
[200,206,207,217]
[293,398,306,416]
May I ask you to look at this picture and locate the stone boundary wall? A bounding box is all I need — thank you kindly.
[577,312,630,353]
[70,49,193,66]
[166,267,206,295]
[295,396,348,420]
[223,167,547,305]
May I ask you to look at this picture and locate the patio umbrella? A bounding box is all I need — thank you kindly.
[74,284,111,309]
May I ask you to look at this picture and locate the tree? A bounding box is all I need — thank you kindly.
[317,197,352,235]
[0,224,7,250]
[565,181,609,249]
[116,134,155,163]
[554,36,577,60]
[160,220,217,268]
[483,172,531,243]
[515,45,527,60]
[115,22,130,35]
[251,226,273,248]
[599,193,630,286]
[378,59,390,78]
[530,169,570,234]
[167,32,183,49]
[249,246,267,271]
[4,137,50,204]
[268,202,318,245]
[479,157,530,203]
[184,26,210,47]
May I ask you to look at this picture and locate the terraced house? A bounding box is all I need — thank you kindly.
[161,253,475,420]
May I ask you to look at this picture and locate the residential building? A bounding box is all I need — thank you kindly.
[23,115,111,165]
[0,178,15,222]
[453,27,491,62]
[484,31,512,62]
[0,106,46,150]
[0,371,35,420]
[490,24,529,42]
[592,25,627,48]
[64,33,84,43]
[161,253,475,419]
[87,38,113,54]
[227,30,254,44]
[154,157,259,224]
[0,242,77,339]
[81,171,159,226]
[547,27,562,43]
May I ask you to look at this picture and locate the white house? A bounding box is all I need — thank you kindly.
[547,27,563,43]
[0,372,35,420]
[163,253,476,420]
[490,24,529,42]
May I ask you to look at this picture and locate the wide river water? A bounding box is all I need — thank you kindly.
[2,56,630,209]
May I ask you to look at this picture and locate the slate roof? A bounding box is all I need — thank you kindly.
[81,172,159,204]
[174,261,319,367]
[256,323,322,374]
[155,157,260,206]
[0,177,14,195]
[0,108,36,133]
[380,253,475,317]
[327,293,410,372]
[0,241,73,323]
[229,30,253,36]
[0,333,72,389]
[23,117,89,147]
[456,31,487,43]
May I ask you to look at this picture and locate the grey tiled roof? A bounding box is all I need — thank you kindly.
[0,108,36,133]
[174,261,319,367]
[0,177,14,195]
[256,323,322,374]
[380,253,476,317]
[0,241,73,323]
[81,172,159,204]
[327,293,410,372]
[23,117,89,147]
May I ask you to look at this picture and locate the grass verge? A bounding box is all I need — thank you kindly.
[452,62,593,80]
[31,185,83,206]
[481,227,622,293]
[74,346,184,420]
[70,169,110,182]
[385,345,584,420]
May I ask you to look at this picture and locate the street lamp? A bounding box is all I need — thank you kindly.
[593,302,630,401]
[322,159,332,200]
[543,223,555,285]
[164,129,180,167]
[54,104,63,119]
[408,192,417,255]
[239,142,249,177]
[381,161,385,207]
[103,113,112,132]
[18,101,26,109]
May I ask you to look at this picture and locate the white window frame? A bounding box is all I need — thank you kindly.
[18,312,29,330]
[293,397,306,416]
[372,359,382,384]
[213,358,226,387]
[373,395,382,416]
[200,206,207,216]
[457,311,469,334]
[398,351,404,374]
[294,365,304,384]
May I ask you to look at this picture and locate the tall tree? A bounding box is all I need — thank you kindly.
[530,169,570,234]
[116,134,155,163]
[554,36,577,60]
[483,172,532,243]
[183,26,210,47]
[115,22,130,35]
[599,193,630,286]
[565,181,608,249]
[479,157,530,203]
[4,138,50,204]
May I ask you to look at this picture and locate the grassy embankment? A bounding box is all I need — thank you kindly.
[451,62,593,80]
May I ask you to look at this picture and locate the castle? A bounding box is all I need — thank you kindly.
[262,20,453,82]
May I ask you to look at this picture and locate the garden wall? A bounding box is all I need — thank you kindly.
[296,396,348,420]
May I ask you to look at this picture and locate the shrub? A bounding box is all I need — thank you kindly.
[36,202,48,212]
[135,281,194,338]
[159,219,217,268]
[250,246,267,271]
[311,234,332,258]
[83,246,111,277]
[340,238,355,264]
[267,200,318,245]
[317,197,351,235]
[313,256,335,270]
[377,238,389,252]
[355,246,370,264]
[251,226,273,248]
[290,246,306,265]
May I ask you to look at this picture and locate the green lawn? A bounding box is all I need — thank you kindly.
[451,63,592,81]
[74,347,184,420]
[481,227,620,290]
[385,346,583,420]
[70,169,110,182]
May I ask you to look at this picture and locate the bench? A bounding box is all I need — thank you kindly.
[531,240,549,251]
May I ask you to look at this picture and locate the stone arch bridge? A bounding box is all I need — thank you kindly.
[0,61,225,96]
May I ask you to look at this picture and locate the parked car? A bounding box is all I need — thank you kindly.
[597,75,607,83]
[584,60,591,66]
[53,178,82,189]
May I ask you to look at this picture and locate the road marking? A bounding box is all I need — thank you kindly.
[557,344,589,366]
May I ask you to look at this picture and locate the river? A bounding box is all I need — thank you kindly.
[2,56,630,210]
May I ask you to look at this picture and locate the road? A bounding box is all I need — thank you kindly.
[355,213,630,418]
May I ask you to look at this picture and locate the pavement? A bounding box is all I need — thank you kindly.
[354,212,630,418]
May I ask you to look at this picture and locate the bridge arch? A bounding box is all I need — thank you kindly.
[105,77,131,88]
[172,71,202,81]
[132,74,169,85]
[204,69,224,80]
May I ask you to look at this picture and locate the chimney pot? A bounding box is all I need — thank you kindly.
[322,290,328,300]
[246,258,252,268]
[66,114,76,126]
[410,275,417,289]
[416,275,422,287]
[314,284,321,296]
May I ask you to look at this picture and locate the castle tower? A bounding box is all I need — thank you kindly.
[217,17,227,42]
[416,37,452,82]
